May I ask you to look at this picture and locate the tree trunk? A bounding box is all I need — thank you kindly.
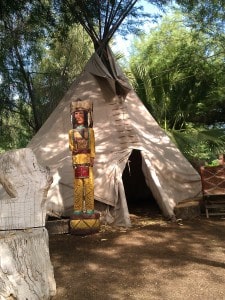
[0,228,56,299]
[0,149,56,299]
[0,148,52,230]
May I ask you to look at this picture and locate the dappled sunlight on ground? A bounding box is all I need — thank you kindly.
[49,205,225,299]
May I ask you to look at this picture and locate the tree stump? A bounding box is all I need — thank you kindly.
[0,228,56,299]
[0,148,56,299]
[174,198,202,220]
[0,148,53,230]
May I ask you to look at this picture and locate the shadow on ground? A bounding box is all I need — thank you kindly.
[49,205,225,300]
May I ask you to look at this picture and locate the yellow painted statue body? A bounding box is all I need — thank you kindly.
[69,112,95,214]
[69,128,95,166]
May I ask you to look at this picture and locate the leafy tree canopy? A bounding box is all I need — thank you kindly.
[0,0,92,151]
[130,11,225,164]
[53,0,171,51]
[175,0,225,38]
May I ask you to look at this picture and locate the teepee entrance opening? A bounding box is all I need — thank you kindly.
[122,150,161,217]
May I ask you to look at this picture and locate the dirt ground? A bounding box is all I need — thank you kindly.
[49,205,225,300]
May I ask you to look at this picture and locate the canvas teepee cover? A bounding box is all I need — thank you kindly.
[28,1,202,226]
[28,47,202,227]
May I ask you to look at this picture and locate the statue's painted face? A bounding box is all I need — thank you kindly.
[74,110,85,125]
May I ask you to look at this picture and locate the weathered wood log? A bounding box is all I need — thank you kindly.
[0,149,56,299]
[46,218,70,234]
[174,198,201,220]
[0,148,53,230]
[0,228,56,299]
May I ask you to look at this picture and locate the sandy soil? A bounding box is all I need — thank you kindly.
[49,207,225,300]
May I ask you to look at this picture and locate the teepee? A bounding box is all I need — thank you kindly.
[28,1,202,226]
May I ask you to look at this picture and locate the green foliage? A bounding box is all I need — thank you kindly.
[130,11,225,165]
[54,0,169,45]
[131,12,225,128]
[170,126,225,164]
[0,0,170,151]
[175,0,225,35]
[0,106,32,153]
[0,1,92,150]
[0,0,55,134]
[2,0,225,164]
[33,26,93,125]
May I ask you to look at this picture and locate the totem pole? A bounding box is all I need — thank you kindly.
[69,98,100,235]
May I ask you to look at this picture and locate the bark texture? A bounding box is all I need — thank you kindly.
[0,228,56,299]
[0,149,56,299]
[0,148,53,230]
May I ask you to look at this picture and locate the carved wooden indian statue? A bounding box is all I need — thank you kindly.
[69,98,100,234]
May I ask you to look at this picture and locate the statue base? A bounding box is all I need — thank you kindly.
[70,212,100,235]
